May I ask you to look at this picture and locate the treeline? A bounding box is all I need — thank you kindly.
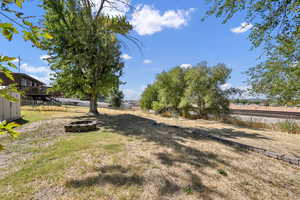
[140,62,237,119]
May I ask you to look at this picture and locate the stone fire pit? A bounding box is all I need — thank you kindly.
[65,120,97,132]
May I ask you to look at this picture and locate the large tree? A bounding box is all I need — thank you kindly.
[247,55,300,105]
[180,63,231,118]
[140,84,158,110]
[154,66,186,115]
[42,0,132,115]
[205,0,300,104]
[140,62,233,119]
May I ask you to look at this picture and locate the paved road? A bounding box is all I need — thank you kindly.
[231,109,300,120]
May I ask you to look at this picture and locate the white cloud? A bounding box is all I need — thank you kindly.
[236,85,255,99]
[230,22,253,34]
[12,58,20,64]
[21,63,51,74]
[131,5,195,35]
[222,85,256,99]
[40,55,51,62]
[31,74,51,85]
[220,83,232,90]
[91,0,130,17]
[180,64,192,69]
[122,88,141,100]
[143,59,152,64]
[122,85,150,100]
[121,54,132,60]
[20,63,52,85]
[140,85,147,91]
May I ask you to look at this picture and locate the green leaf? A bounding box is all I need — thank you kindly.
[23,20,33,27]
[15,0,25,8]
[43,32,53,39]
[0,55,16,62]
[0,23,18,41]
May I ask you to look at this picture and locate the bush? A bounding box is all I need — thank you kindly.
[278,119,300,134]
[109,89,124,108]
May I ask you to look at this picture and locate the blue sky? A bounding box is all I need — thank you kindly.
[1,0,263,100]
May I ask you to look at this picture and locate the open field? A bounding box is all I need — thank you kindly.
[0,106,299,200]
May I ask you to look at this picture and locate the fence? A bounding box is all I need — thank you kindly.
[0,92,21,122]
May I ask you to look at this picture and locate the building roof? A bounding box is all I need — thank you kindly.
[0,72,45,85]
[16,73,45,85]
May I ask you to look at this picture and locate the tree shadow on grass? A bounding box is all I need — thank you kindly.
[67,112,274,199]
[14,118,29,126]
[66,165,144,188]
[70,113,270,165]
[195,126,272,140]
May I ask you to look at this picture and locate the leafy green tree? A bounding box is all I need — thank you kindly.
[109,87,124,108]
[140,62,233,119]
[42,0,132,115]
[180,63,231,118]
[155,66,186,115]
[205,0,300,105]
[247,58,300,105]
[140,84,158,110]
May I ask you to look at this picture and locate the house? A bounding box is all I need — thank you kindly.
[0,72,45,87]
[0,72,59,105]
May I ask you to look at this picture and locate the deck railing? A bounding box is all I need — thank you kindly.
[18,86,50,96]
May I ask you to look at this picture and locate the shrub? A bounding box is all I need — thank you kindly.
[278,119,300,134]
[109,88,124,108]
[140,84,158,110]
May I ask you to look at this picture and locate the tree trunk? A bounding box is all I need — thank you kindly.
[88,94,99,116]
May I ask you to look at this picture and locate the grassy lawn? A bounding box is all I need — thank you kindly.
[0,106,299,200]
[1,131,137,200]
[19,106,89,123]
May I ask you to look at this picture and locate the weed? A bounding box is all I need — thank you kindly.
[217,169,228,176]
[278,119,300,134]
[224,116,300,134]
[183,185,193,195]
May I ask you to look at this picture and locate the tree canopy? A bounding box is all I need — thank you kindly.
[42,0,132,115]
[140,62,233,119]
[205,0,300,105]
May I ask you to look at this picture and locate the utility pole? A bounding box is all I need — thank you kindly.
[18,56,21,73]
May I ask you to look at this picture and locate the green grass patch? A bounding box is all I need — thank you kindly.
[20,110,64,123]
[103,144,123,154]
[0,131,126,199]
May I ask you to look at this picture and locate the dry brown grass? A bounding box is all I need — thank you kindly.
[230,104,300,112]
[102,108,300,157]
[225,116,300,134]
[0,106,299,200]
